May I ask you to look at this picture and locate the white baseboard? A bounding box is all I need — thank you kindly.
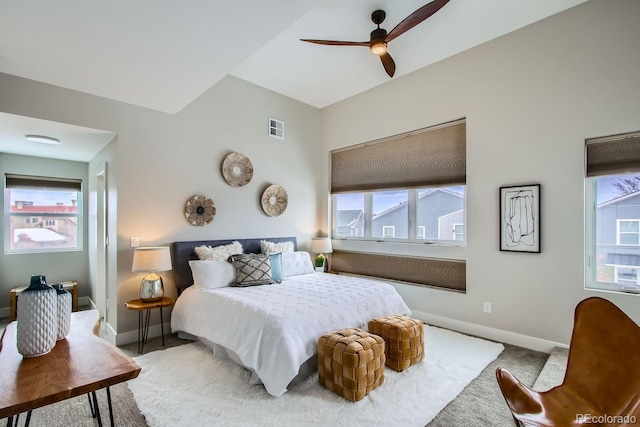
[115,322,172,347]
[0,306,9,319]
[411,310,569,353]
[78,296,95,309]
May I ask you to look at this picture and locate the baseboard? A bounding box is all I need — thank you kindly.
[78,296,95,309]
[0,306,9,319]
[411,310,568,353]
[115,322,172,347]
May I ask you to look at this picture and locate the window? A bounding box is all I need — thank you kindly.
[453,224,464,241]
[333,186,465,243]
[330,119,467,292]
[331,119,466,245]
[617,220,640,245]
[585,131,640,294]
[4,174,83,253]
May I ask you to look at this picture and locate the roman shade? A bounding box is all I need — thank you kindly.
[585,132,640,177]
[331,119,466,193]
[331,250,466,292]
[5,174,82,191]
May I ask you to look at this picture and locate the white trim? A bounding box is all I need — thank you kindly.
[114,322,172,346]
[382,225,395,238]
[616,219,640,245]
[410,309,568,353]
[0,306,9,319]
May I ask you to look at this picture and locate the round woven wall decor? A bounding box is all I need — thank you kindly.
[261,185,288,217]
[222,152,253,187]
[184,195,216,226]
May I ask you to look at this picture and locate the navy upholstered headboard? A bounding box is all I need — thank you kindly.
[171,237,298,294]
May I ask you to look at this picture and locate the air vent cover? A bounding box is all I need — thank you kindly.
[269,118,284,140]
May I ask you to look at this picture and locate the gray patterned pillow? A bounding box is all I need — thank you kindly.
[228,254,274,287]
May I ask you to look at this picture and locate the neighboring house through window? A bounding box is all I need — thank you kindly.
[4,174,83,253]
[585,131,640,294]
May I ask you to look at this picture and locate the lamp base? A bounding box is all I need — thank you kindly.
[140,275,164,302]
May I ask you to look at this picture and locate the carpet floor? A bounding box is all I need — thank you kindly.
[1,326,556,427]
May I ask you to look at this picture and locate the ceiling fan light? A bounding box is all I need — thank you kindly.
[370,41,387,55]
[25,134,60,145]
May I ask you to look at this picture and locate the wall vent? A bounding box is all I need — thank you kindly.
[269,118,284,140]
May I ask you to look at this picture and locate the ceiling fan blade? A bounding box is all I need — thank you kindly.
[300,39,369,47]
[380,52,396,77]
[386,0,450,43]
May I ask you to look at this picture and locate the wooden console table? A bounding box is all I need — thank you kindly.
[0,309,140,426]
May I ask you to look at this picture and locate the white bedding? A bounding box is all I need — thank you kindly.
[171,272,411,397]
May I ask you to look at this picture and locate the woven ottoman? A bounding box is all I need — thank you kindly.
[317,328,385,402]
[368,315,424,372]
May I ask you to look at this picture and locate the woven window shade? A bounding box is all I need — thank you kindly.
[331,120,466,193]
[331,250,466,292]
[5,174,82,191]
[585,133,640,177]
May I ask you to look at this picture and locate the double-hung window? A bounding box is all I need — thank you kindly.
[585,131,640,294]
[4,174,83,253]
[331,119,466,245]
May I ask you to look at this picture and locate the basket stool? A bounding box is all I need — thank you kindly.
[368,315,424,372]
[317,327,385,401]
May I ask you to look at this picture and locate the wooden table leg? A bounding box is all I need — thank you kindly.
[9,289,17,321]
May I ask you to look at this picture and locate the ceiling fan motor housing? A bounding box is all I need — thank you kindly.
[370,28,387,42]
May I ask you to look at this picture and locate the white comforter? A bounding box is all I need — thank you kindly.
[171,272,411,397]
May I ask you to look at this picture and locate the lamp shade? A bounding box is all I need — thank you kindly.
[310,237,333,254]
[132,247,172,272]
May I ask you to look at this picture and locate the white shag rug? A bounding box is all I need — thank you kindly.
[128,325,504,427]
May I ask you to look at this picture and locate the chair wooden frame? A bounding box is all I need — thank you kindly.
[496,297,640,427]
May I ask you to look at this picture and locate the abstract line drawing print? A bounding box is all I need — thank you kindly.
[503,189,536,248]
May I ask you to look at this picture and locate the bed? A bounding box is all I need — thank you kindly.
[170,237,411,397]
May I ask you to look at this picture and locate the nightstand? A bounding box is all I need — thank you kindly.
[124,297,174,354]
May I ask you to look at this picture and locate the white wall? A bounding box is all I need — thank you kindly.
[321,0,640,346]
[0,154,89,313]
[0,74,323,340]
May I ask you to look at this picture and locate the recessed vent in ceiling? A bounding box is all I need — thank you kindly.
[269,118,284,140]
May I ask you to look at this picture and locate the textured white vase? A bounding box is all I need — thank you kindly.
[53,284,72,340]
[17,275,57,358]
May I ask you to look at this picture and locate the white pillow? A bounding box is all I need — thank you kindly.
[281,251,314,277]
[189,260,235,290]
[194,241,243,261]
[260,240,294,254]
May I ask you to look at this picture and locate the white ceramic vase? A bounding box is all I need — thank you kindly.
[17,275,58,357]
[53,283,72,340]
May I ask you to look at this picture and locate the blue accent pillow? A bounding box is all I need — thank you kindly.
[268,252,284,283]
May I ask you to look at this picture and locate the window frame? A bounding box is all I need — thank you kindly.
[585,175,640,294]
[4,176,84,255]
[382,225,395,238]
[616,219,640,246]
[332,186,466,246]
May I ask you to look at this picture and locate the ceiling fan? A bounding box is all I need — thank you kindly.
[300,0,450,78]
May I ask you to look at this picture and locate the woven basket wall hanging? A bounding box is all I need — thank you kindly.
[184,195,216,226]
[261,185,288,217]
[222,152,253,187]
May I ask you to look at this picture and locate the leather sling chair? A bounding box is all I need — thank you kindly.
[496,297,640,427]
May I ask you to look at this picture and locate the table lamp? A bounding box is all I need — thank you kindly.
[132,247,172,302]
[310,237,333,272]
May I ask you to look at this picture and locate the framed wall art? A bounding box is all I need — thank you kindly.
[499,184,540,253]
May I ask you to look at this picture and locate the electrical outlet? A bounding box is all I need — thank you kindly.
[130,236,140,247]
[483,302,492,314]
